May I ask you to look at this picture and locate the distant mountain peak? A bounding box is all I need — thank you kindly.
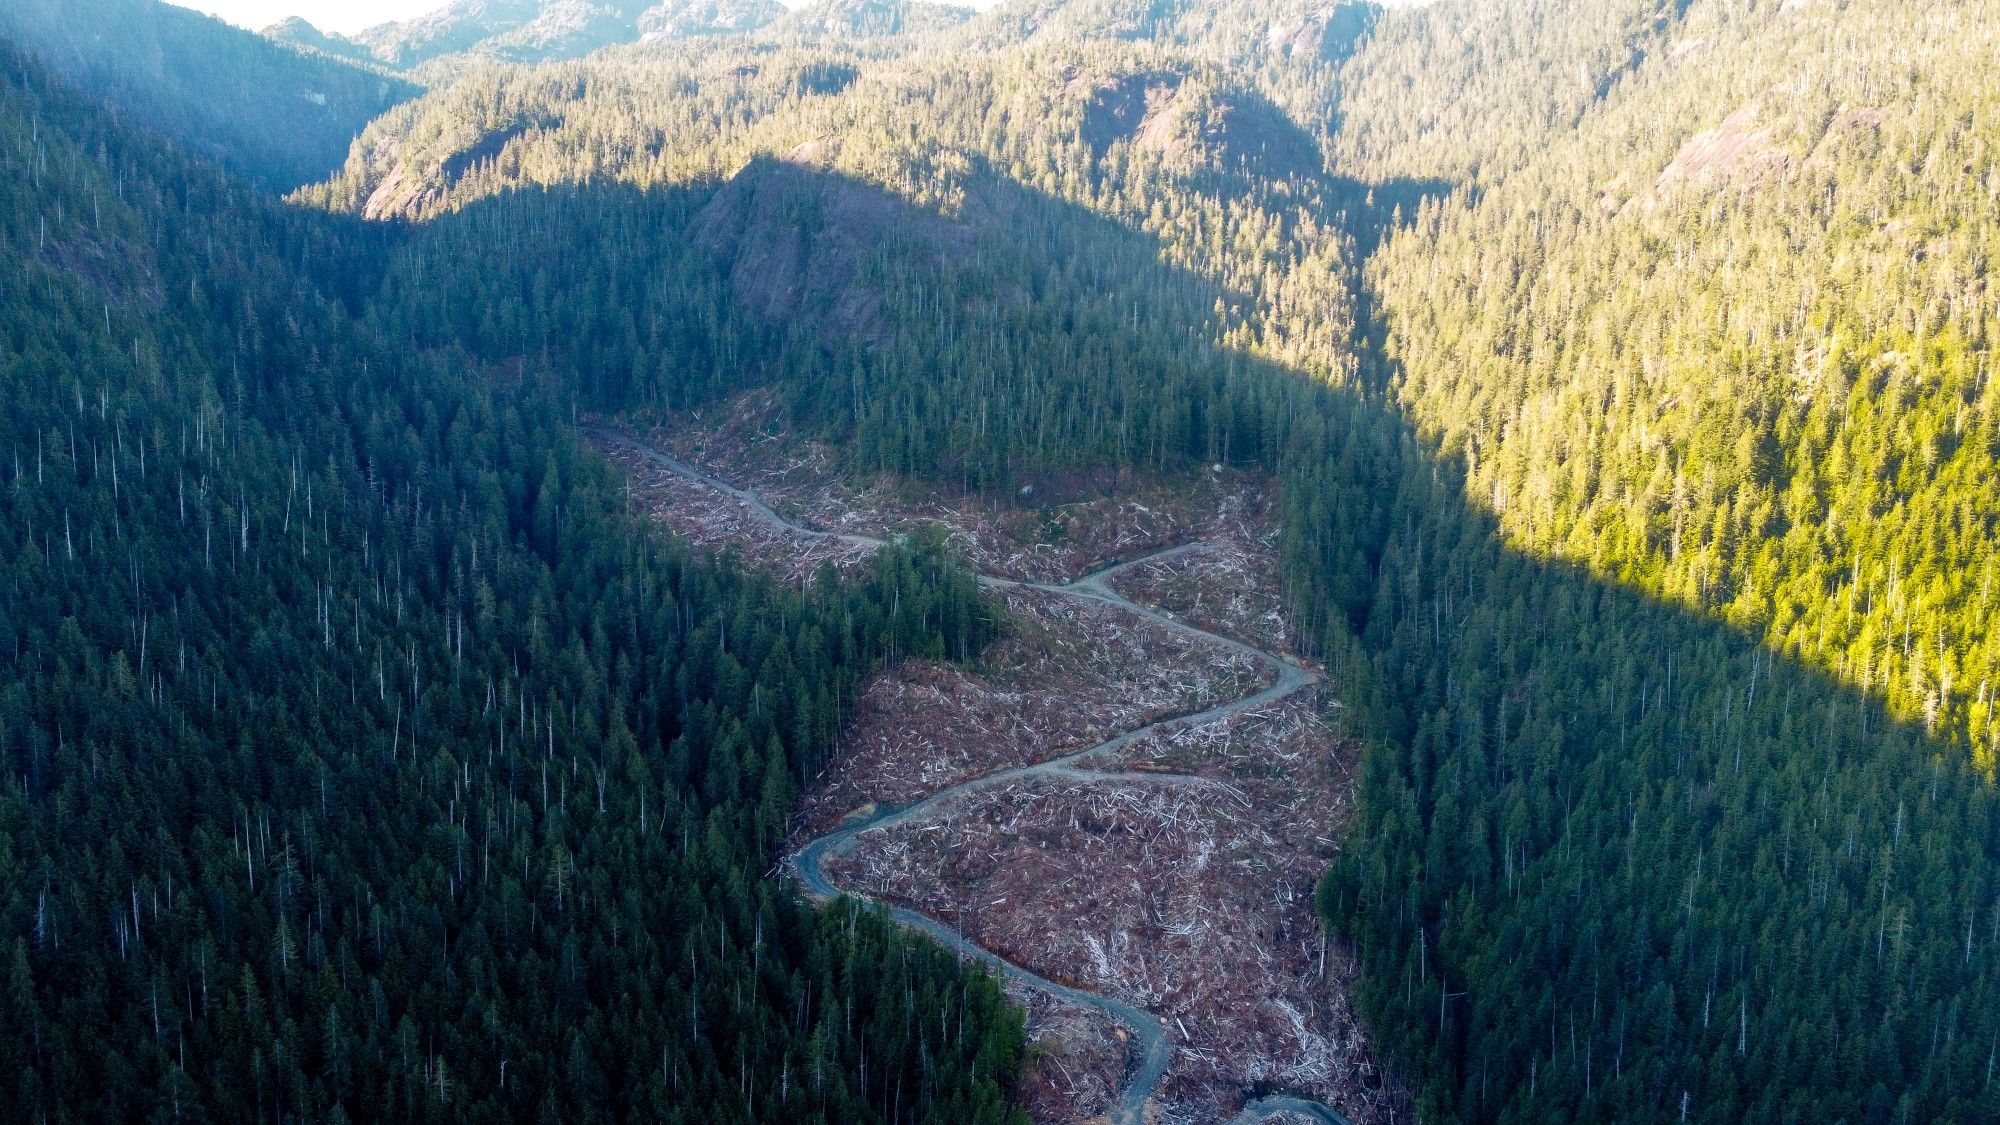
[768,0,976,41]
[261,14,379,64]
[0,0,415,187]
[340,0,796,66]
[637,0,787,42]
[349,0,655,66]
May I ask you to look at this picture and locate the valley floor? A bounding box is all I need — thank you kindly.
[598,401,1406,1124]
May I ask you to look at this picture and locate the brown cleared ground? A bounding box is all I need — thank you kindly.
[630,390,1276,582]
[1109,535,1294,656]
[795,584,1267,838]
[597,403,1406,1123]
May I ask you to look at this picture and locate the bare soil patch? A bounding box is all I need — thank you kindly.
[1110,535,1291,655]
[827,760,1391,1124]
[795,583,1267,836]
[634,390,1273,583]
[600,407,1405,1122]
[1012,988,1131,1124]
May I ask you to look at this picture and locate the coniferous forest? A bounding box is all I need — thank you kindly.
[0,33,1019,1125]
[6,0,2000,1122]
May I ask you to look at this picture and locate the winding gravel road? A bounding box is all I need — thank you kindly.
[605,431,1351,1125]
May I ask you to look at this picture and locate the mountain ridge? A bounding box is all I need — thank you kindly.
[0,0,416,186]
[7,1,2000,1122]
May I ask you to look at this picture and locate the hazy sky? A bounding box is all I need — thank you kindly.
[171,0,1002,37]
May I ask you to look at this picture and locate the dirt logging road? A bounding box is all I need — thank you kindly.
[602,429,1358,1125]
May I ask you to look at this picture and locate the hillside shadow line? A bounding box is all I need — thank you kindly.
[375,161,2000,1120]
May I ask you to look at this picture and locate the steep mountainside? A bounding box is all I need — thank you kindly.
[10,0,2000,1122]
[332,0,789,68]
[1327,0,2000,1120]
[353,0,648,66]
[957,0,1362,65]
[764,0,975,43]
[262,15,383,65]
[0,30,1028,1125]
[327,0,1368,81]
[298,1,2000,1121]
[0,0,416,187]
[1365,0,2000,760]
[1327,0,1680,182]
[638,0,791,41]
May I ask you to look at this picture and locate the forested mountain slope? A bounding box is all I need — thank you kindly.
[1327,0,2000,1120]
[1326,0,1680,182]
[291,24,1362,447]
[293,0,2000,1120]
[295,0,950,73]
[765,0,974,43]
[0,38,1028,1124]
[953,0,1371,72]
[352,0,663,68]
[11,0,2000,1121]
[1367,0,2000,765]
[0,0,415,187]
[264,15,386,66]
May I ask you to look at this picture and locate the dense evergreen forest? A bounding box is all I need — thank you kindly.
[285,0,2000,1120]
[10,0,2000,1121]
[1325,4,2000,1121]
[0,38,1027,1124]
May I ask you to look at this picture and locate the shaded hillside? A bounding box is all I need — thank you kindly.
[0,0,415,188]
[0,34,1028,1125]
[1365,0,2000,805]
[18,0,2000,1121]
[296,40,1348,349]
[308,1,2000,1121]
[298,34,1360,482]
[362,103,2000,1124]
[1324,0,2000,1119]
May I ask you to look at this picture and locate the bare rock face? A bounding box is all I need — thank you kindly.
[691,154,971,339]
[359,113,561,221]
[360,154,438,222]
[1653,102,1789,196]
[1077,71,1182,157]
[1265,2,1379,62]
